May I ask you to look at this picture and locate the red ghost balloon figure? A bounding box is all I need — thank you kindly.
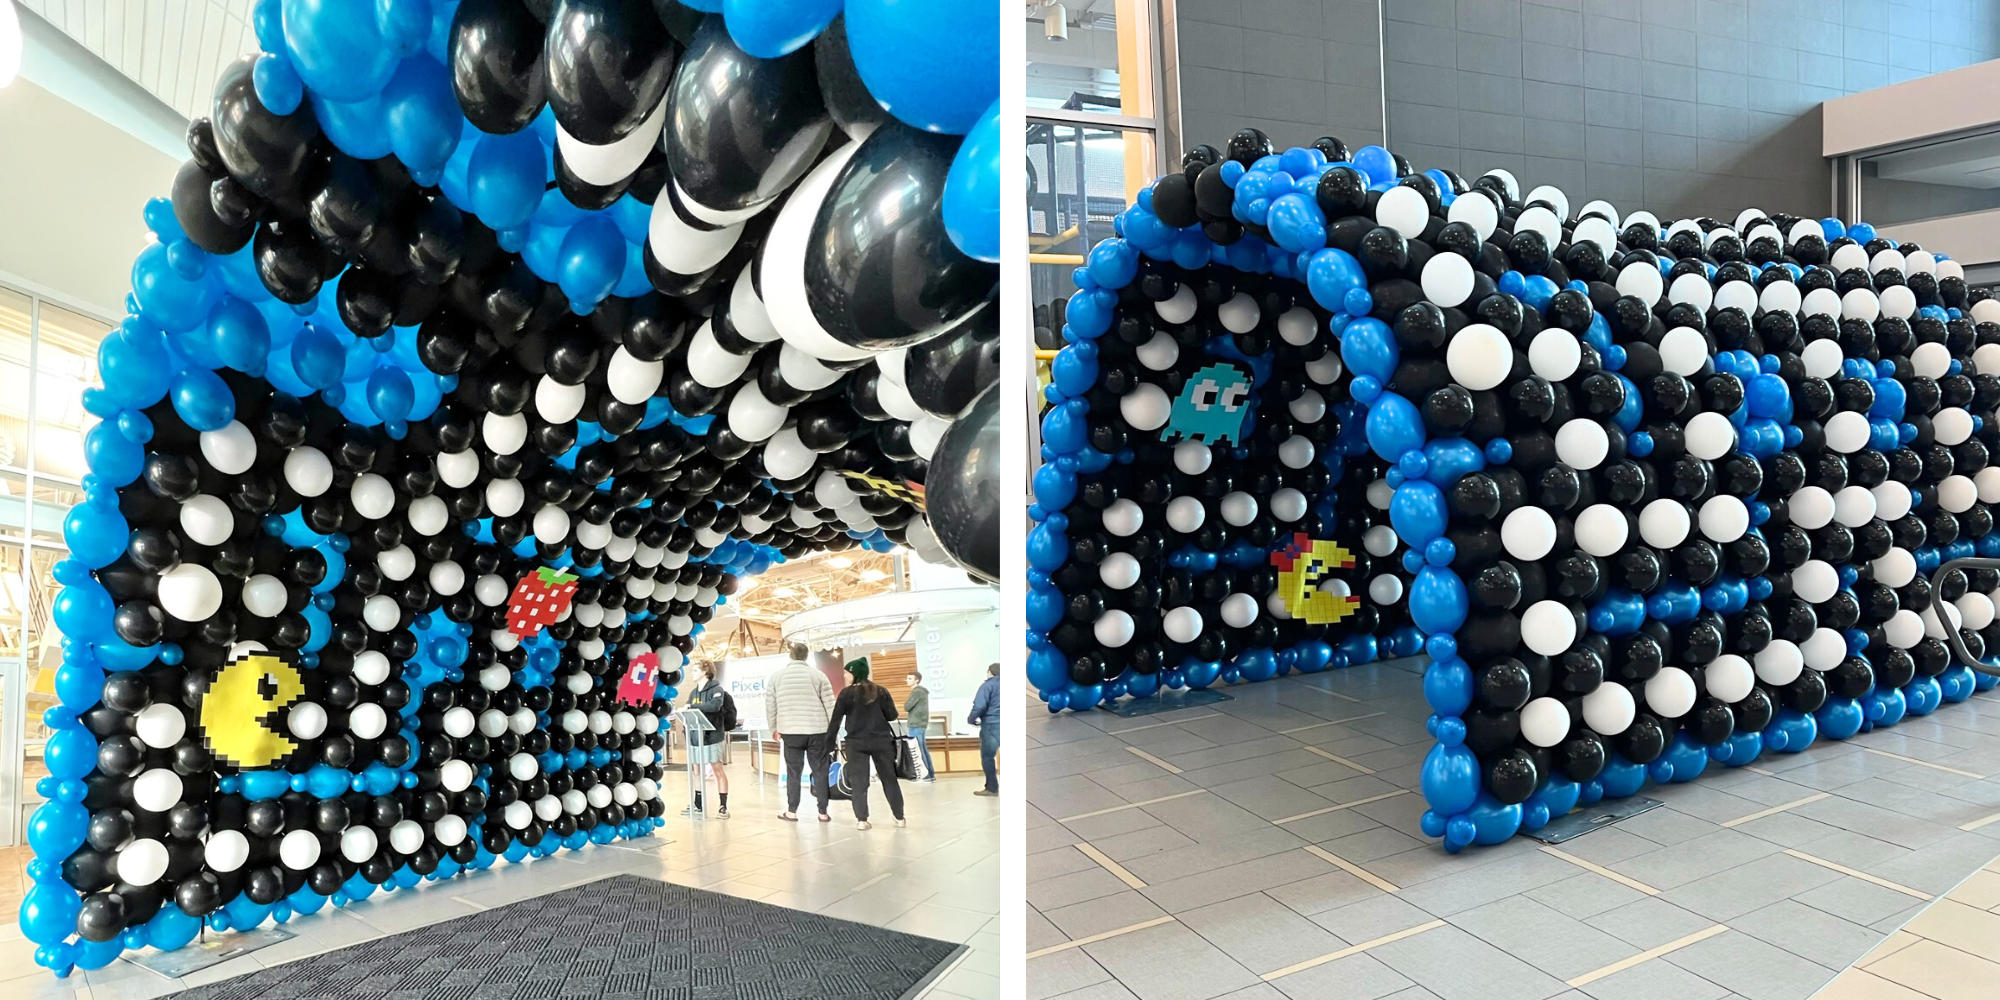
[617,652,660,707]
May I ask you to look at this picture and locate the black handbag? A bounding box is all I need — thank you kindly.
[893,736,921,780]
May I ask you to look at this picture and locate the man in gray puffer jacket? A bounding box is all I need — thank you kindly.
[767,643,836,821]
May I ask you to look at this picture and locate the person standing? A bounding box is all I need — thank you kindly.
[683,661,733,817]
[903,670,935,780]
[969,663,1000,797]
[826,661,905,830]
[767,643,836,822]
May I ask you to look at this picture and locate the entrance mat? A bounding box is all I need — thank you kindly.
[1527,796,1664,845]
[161,874,966,1000]
[1104,688,1234,717]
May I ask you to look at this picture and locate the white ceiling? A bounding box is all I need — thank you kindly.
[18,0,259,122]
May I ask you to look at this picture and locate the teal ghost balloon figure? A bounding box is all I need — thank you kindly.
[1161,362,1252,447]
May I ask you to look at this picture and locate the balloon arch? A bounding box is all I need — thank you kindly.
[19,0,997,976]
[1029,130,2000,852]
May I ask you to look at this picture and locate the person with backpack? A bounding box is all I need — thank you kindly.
[825,660,905,830]
[767,643,836,822]
[683,660,736,817]
[969,662,1000,797]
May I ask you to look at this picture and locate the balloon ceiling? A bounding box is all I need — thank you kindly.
[1029,130,2000,852]
[21,0,996,976]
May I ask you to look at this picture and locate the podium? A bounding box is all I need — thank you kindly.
[674,708,718,820]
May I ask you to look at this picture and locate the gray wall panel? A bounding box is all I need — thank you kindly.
[1170,0,2000,223]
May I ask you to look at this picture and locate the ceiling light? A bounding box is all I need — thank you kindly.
[858,569,888,582]
[826,556,852,569]
[1043,3,1068,41]
[772,587,796,598]
[0,1,22,90]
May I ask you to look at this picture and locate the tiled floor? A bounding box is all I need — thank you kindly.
[2,762,1000,1000]
[1026,658,2000,1000]
[1818,854,2000,1000]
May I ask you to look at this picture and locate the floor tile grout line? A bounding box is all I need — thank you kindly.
[1538,845,1662,896]
[1057,789,1209,824]
[1564,924,1730,988]
[1295,685,1365,702]
[1102,712,1223,736]
[1299,745,1378,773]
[1074,842,1147,890]
[1259,919,1447,982]
[1742,765,1779,776]
[1783,849,1935,900]
[1856,745,1987,779]
[1278,712,1386,734]
[1960,810,2000,832]
[1302,844,1399,894]
[1272,789,1410,825]
[1858,931,1924,970]
[1718,792,1832,828]
[1124,746,1184,774]
[1023,916,1178,960]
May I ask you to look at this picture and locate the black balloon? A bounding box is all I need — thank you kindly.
[545,0,679,145]
[924,382,998,582]
[665,17,830,215]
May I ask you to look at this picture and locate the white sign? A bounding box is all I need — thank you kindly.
[717,654,786,732]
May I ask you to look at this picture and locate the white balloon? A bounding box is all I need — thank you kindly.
[1217,292,1260,333]
[1638,499,1691,549]
[1754,640,1804,686]
[407,494,448,536]
[764,140,875,362]
[555,95,667,184]
[536,375,588,423]
[1446,324,1512,391]
[1165,496,1204,534]
[1528,329,1581,382]
[1368,574,1404,605]
[1094,610,1136,647]
[1121,382,1172,431]
[437,449,479,488]
[353,649,393,685]
[482,411,528,456]
[1574,504,1629,558]
[159,563,223,622]
[1706,654,1755,703]
[910,414,952,461]
[876,371,926,422]
[377,545,416,582]
[284,446,333,496]
[179,494,234,546]
[206,830,251,872]
[341,825,379,864]
[1520,697,1571,748]
[1684,411,1736,461]
[534,504,572,544]
[1582,682,1636,736]
[1521,601,1577,656]
[649,193,744,275]
[1375,185,1429,239]
[1163,606,1204,643]
[200,421,257,474]
[1220,592,1260,628]
[279,828,322,870]
[1174,440,1212,475]
[1791,560,1839,604]
[1657,327,1709,377]
[432,814,468,847]
[135,703,186,749]
[1874,547,1917,588]
[288,700,328,740]
[1502,506,1558,561]
[686,321,756,387]
[1645,667,1697,718]
[348,702,389,740]
[363,594,402,632]
[440,759,476,792]
[1788,486,1834,530]
[1421,251,1474,307]
[606,345,665,404]
[1884,609,1925,649]
[133,768,183,812]
[778,343,845,392]
[1104,498,1145,536]
[1137,330,1180,370]
[1100,552,1142,589]
[1802,628,1847,671]
[1832,485,1877,528]
[1555,419,1610,470]
[1698,495,1749,543]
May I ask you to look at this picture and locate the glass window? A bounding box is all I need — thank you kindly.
[1028,122,1157,349]
[1858,130,2000,227]
[0,287,31,473]
[34,301,109,483]
[1026,0,1155,117]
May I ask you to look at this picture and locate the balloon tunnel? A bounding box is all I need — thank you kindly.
[21,0,997,976]
[1028,129,2000,853]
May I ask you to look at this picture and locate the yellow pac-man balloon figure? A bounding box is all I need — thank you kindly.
[1271,533,1362,625]
[199,652,307,770]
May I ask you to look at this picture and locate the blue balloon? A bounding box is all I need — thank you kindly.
[83,420,144,486]
[20,882,83,945]
[171,367,237,431]
[206,297,272,373]
[252,51,305,115]
[1339,317,1397,382]
[1408,566,1468,635]
[367,365,416,422]
[131,242,216,332]
[98,322,176,409]
[312,90,393,160]
[1388,480,1448,545]
[1353,145,1396,184]
[26,800,89,860]
[44,727,98,780]
[468,129,550,231]
[147,905,202,951]
[556,214,627,308]
[1420,742,1480,816]
[292,322,347,389]
[845,0,997,135]
[724,0,843,57]
[64,497,130,569]
[1364,390,1424,460]
[282,0,399,102]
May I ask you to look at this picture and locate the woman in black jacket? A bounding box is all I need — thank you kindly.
[826,661,905,830]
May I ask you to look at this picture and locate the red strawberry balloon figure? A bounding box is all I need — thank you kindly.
[617,652,660,707]
[506,567,581,638]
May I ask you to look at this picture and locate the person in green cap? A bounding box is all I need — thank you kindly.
[825,659,906,830]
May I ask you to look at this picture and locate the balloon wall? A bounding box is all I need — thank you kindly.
[1029,128,2000,852]
[23,0,996,976]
